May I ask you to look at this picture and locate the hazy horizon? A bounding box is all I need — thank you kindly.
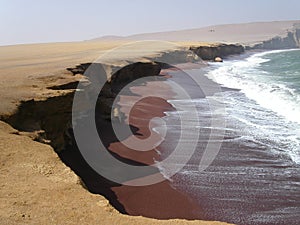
[1,0,300,46]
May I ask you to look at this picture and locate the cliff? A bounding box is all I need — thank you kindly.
[0,43,201,152]
[0,119,232,225]
[189,24,300,60]
[2,21,300,224]
[0,62,165,152]
[7,20,300,222]
[190,44,245,60]
[5,33,299,223]
[249,23,300,50]
[0,44,234,224]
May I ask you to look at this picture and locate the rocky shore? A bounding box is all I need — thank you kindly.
[190,44,244,60]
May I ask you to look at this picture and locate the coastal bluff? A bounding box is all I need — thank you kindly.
[250,23,300,49]
[2,19,300,223]
[190,44,244,60]
[0,41,233,225]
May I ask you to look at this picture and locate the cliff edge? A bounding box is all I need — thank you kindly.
[250,23,300,49]
[0,41,234,224]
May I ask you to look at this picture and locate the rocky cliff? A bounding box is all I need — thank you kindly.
[1,62,162,152]
[190,44,245,61]
[1,48,202,153]
[0,39,242,225]
[250,23,300,50]
[0,48,210,223]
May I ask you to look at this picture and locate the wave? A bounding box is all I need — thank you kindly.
[205,49,300,164]
[206,49,300,124]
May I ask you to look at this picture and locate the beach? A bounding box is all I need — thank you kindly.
[60,72,204,219]
[161,56,300,224]
[1,20,300,225]
[0,41,232,225]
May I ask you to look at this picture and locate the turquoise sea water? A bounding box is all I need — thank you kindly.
[157,49,300,224]
[207,49,300,164]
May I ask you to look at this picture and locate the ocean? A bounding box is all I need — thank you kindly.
[157,49,300,225]
[207,49,300,165]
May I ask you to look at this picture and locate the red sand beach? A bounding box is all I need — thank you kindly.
[108,73,203,219]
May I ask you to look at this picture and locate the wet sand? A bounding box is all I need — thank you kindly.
[105,65,229,220]
[0,40,235,224]
[108,64,300,225]
[108,74,203,219]
[160,67,300,225]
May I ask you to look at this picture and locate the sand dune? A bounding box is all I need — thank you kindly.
[93,20,300,44]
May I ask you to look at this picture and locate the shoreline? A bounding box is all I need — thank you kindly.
[161,49,300,224]
[107,70,204,219]
[0,41,238,225]
[1,37,299,224]
[105,62,233,220]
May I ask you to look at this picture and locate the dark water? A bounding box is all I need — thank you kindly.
[156,50,300,225]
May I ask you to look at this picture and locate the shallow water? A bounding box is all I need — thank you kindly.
[155,50,300,225]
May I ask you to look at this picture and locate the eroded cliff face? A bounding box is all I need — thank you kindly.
[250,24,300,50]
[0,42,236,225]
[190,44,245,61]
[2,92,74,152]
[0,49,204,218]
[1,62,162,153]
[1,48,201,153]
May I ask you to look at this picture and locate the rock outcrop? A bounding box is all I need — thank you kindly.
[190,44,245,61]
[100,62,163,120]
[150,49,201,65]
[1,46,203,153]
[2,92,74,152]
[249,23,300,50]
[1,62,163,153]
[214,57,223,62]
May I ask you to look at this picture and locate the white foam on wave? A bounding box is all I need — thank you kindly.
[205,49,300,164]
[154,160,174,182]
[207,49,300,124]
[221,91,300,164]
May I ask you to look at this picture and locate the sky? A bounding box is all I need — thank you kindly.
[0,0,300,46]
